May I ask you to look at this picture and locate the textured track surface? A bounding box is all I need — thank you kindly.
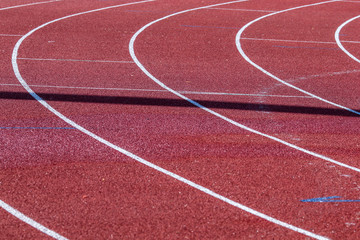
[1,0,360,239]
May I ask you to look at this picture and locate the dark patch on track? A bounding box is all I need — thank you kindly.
[1,91,359,117]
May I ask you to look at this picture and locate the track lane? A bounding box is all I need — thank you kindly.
[4,0,360,239]
[11,0,333,238]
[128,0,360,238]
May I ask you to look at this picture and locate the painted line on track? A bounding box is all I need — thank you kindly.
[0,0,61,11]
[208,7,276,12]
[130,0,360,170]
[18,57,134,63]
[272,45,339,50]
[301,196,360,202]
[287,69,360,81]
[0,83,313,98]
[11,0,329,239]
[335,15,360,64]
[242,37,360,45]
[10,0,156,239]
[0,126,75,130]
[0,34,23,37]
[181,24,239,30]
[0,200,68,240]
[128,0,357,239]
[236,0,360,117]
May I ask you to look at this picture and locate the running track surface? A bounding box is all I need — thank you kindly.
[1,0,360,239]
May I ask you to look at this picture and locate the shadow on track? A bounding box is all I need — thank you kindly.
[1,91,359,117]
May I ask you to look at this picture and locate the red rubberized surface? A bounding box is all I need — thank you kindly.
[1,0,360,239]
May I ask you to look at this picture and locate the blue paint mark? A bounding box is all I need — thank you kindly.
[181,24,239,30]
[0,127,75,130]
[273,45,339,51]
[301,196,360,203]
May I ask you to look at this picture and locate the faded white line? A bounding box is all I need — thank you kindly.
[18,57,134,63]
[209,7,275,12]
[338,0,360,2]
[335,15,360,64]
[0,200,68,240]
[287,69,360,81]
[236,0,360,116]
[242,37,336,44]
[0,83,312,98]
[10,0,155,239]
[242,37,360,45]
[342,40,360,44]
[0,34,23,37]
[0,0,61,11]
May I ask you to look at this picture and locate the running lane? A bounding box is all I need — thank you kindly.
[2,0,313,239]
[128,0,360,238]
[3,0,359,239]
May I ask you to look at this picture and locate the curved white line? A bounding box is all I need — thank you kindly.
[10,0,329,239]
[236,0,360,116]
[10,0,156,238]
[0,200,68,240]
[128,0,360,238]
[129,2,360,169]
[335,15,360,63]
[0,0,61,11]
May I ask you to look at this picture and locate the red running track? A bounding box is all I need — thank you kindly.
[1,0,360,239]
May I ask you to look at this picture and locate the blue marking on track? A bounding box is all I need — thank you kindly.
[301,196,360,203]
[0,127,76,130]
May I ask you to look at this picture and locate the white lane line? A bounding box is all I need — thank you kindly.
[0,34,23,37]
[209,7,275,12]
[0,83,312,98]
[342,40,360,44]
[11,0,329,239]
[287,69,360,81]
[242,37,336,44]
[242,37,360,44]
[129,0,359,238]
[129,1,360,171]
[0,200,68,240]
[236,0,360,116]
[335,15,360,64]
[18,57,134,63]
[10,0,156,238]
[0,0,61,11]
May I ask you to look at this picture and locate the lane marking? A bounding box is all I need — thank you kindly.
[18,57,134,63]
[10,0,156,239]
[236,0,360,116]
[0,34,23,37]
[0,0,61,11]
[335,15,360,64]
[287,69,360,81]
[181,24,239,30]
[272,45,339,50]
[242,37,360,45]
[130,0,360,170]
[301,196,360,203]
[0,83,312,98]
[12,0,328,239]
[0,127,75,130]
[0,200,68,240]
[342,40,360,44]
[128,0,360,238]
[208,7,276,12]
